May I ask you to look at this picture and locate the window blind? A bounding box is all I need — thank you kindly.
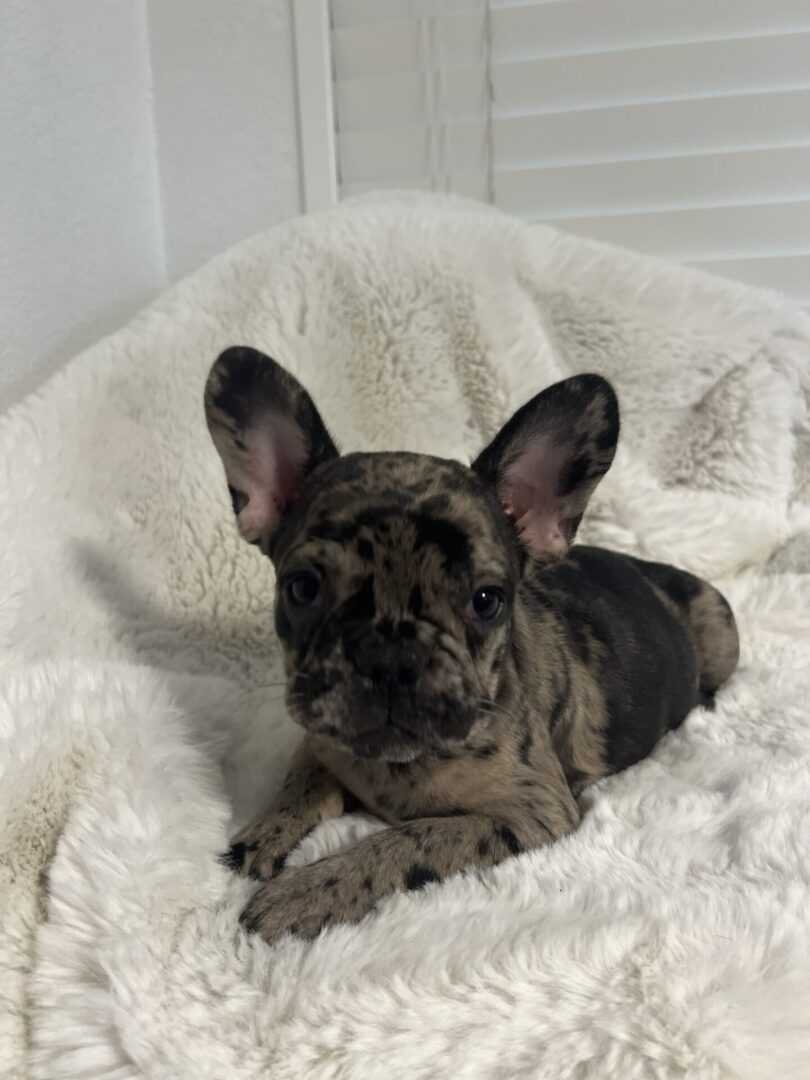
[329,0,810,303]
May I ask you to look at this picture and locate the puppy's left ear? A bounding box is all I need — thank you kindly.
[472,374,618,559]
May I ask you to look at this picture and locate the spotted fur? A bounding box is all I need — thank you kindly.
[205,347,740,943]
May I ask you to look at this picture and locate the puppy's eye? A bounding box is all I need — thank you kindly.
[468,586,505,623]
[285,571,321,608]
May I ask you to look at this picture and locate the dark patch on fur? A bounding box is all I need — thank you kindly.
[559,454,590,497]
[408,584,423,617]
[310,519,358,543]
[355,504,400,530]
[518,725,533,765]
[342,789,364,814]
[412,514,470,569]
[339,575,376,622]
[219,843,246,872]
[357,538,374,561]
[496,824,522,855]
[404,863,440,891]
[474,743,496,759]
[419,493,451,515]
[228,485,248,516]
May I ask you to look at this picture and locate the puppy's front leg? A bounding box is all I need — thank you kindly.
[241,806,576,944]
[223,742,347,881]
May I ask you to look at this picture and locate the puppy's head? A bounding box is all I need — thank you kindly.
[205,347,618,762]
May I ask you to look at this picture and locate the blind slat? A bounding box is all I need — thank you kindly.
[549,200,810,261]
[497,146,810,219]
[338,89,810,183]
[494,32,810,118]
[333,0,810,79]
[336,32,810,133]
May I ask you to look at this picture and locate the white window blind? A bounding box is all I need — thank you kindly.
[324,0,810,303]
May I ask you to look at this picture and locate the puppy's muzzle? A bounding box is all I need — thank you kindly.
[344,625,421,690]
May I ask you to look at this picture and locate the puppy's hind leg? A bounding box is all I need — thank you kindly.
[687,582,740,704]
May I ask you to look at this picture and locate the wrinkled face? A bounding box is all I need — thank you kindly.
[205,347,619,763]
[270,454,522,761]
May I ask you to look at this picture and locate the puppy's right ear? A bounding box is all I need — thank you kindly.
[204,347,338,543]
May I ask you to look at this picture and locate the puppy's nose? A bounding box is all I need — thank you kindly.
[346,630,419,687]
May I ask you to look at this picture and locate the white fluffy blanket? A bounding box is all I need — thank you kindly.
[1,192,809,1080]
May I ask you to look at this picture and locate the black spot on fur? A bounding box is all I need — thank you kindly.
[559,454,590,496]
[477,836,491,858]
[496,824,522,855]
[356,504,399,530]
[272,854,286,876]
[404,863,440,891]
[340,575,376,622]
[228,485,248,516]
[398,620,416,640]
[474,743,496,759]
[342,789,364,813]
[567,619,590,663]
[362,875,373,892]
[408,585,423,617]
[412,514,470,569]
[324,876,339,889]
[430,808,470,817]
[594,418,618,451]
[357,538,374,561]
[419,494,451,515]
[548,676,570,732]
[518,726,533,765]
[219,843,246,872]
[309,519,358,543]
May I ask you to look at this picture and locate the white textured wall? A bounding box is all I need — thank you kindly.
[0,1,166,409]
[0,0,302,411]
[147,0,302,282]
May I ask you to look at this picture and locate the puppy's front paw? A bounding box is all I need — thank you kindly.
[220,815,301,881]
[239,861,376,944]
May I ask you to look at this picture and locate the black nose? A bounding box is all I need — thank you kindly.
[346,629,420,688]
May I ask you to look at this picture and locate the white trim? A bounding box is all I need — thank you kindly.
[292,0,338,212]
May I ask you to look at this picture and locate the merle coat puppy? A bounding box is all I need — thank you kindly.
[205,347,739,943]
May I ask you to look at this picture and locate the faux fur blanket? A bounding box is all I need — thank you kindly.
[1,192,809,1079]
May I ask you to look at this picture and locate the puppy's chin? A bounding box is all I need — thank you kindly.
[292,693,480,763]
[346,728,424,763]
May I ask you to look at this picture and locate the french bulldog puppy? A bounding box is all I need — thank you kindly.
[205,347,739,943]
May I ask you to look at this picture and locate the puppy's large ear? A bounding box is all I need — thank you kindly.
[204,347,338,543]
[472,374,618,559]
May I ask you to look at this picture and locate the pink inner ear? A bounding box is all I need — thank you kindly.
[497,433,573,558]
[503,476,568,559]
[228,412,308,542]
